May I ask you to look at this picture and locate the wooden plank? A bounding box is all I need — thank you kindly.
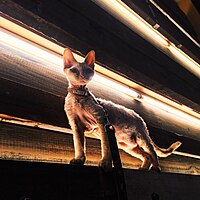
[0,159,200,200]
[1,122,200,175]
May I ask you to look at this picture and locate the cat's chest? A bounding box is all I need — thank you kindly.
[74,97,88,111]
[78,97,90,109]
[65,95,94,116]
[65,95,98,129]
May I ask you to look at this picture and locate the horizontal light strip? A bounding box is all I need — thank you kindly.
[93,0,200,78]
[0,16,200,126]
[173,151,200,160]
[137,95,200,125]
[149,0,200,48]
[93,74,139,98]
[0,28,63,67]
[0,14,64,56]
[0,27,139,99]
[0,114,199,160]
[0,114,73,136]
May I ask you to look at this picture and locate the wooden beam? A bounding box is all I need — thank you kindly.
[1,113,200,159]
[1,122,200,175]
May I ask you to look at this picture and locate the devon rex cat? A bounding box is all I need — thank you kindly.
[63,48,181,172]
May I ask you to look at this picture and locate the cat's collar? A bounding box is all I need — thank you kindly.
[68,87,90,96]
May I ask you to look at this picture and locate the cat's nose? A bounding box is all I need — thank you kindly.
[80,74,85,79]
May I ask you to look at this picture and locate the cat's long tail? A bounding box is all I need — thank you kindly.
[152,141,182,157]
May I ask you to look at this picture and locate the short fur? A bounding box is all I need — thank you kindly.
[63,48,181,171]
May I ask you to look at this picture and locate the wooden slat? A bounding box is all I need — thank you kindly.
[122,0,200,61]
[1,122,200,175]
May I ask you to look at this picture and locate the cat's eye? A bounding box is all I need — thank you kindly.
[70,67,79,76]
[84,68,94,76]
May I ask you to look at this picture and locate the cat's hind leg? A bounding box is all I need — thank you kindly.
[121,144,152,170]
[140,142,161,172]
[135,128,161,172]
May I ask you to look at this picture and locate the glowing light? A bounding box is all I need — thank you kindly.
[93,0,169,46]
[93,0,200,78]
[0,27,63,68]
[93,74,139,98]
[0,27,139,98]
[149,0,200,48]
[136,95,200,126]
[168,45,200,77]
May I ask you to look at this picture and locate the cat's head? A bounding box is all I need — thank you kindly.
[63,48,95,87]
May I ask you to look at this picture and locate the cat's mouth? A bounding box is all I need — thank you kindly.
[79,75,90,84]
[79,79,87,84]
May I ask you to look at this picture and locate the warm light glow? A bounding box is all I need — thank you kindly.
[0,22,200,128]
[111,0,169,46]
[168,45,200,77]
[94,0,169,46]
[136,95,200,126]
[0,27,139,98]
[93,74,139,98]
[93,0,200,78]
[149,0,200,48]
[0,28,63,68]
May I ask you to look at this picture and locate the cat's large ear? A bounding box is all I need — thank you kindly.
[84,50,95,69]
[63,48,77,69]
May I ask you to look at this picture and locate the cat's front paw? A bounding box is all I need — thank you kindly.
[70,156,86,165]
[98,159,112,172]
[151,166,161,173]
[138,167,149,171]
